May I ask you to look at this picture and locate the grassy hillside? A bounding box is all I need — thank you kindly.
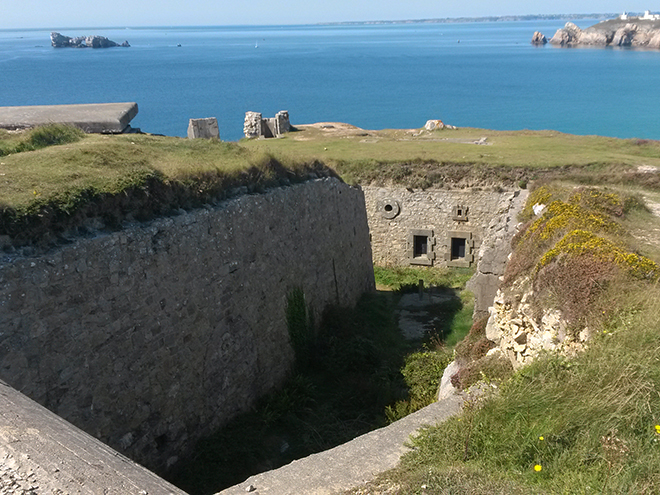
[0,126,333,246]
[5,124,660,492]
[3,123,660,247]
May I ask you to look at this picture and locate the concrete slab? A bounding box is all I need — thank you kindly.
[218,393,465,495]
[0,102,138,133]
[0,379,186,495]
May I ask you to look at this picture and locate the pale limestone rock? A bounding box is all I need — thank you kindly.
[243,112,262,138]
[578,30,612,45]
[648,32,660,48]
[532,203,546,216]
[612,24,638,46]
[437,360,461,400]
[531,31,547,45]
[550,22,582,45]
[424,119,445,131]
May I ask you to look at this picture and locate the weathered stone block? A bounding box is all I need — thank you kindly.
[187,117,220,139]
[243,111,262,138]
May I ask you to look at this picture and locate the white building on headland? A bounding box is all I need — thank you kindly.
[621,10,660,20]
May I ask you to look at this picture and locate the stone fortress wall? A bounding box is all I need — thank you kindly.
[0,177,375,473]
[363,186,518,269]
[363,186,523,316]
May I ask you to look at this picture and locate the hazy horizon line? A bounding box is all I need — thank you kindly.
[0,12,626,32]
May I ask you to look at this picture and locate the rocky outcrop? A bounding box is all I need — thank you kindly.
[466,189,528,318]
[50,32,130,48]
[531,31,547,45]
[485,284,587,370]
[549,22,583,45]
[548,19,660,48]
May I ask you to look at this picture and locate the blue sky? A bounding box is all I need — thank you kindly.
[0,1,655,29]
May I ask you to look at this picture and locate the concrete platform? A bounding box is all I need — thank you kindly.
[218,393,465,495]
[0,102,138,133]
[0,379,186,495]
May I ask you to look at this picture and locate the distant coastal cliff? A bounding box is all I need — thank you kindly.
[50,32,130,48]
[533,14,660,48]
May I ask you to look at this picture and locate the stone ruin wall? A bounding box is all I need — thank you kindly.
[243,111,290,138]
[363,186,517,268]
[0,177,374,473]
[363,185,524,317]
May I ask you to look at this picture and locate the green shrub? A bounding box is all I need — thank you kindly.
[2,124,84,156]
[26,124,84,148]
[454,317,492,366]
[385,347,453,422]
[286,288,312,368]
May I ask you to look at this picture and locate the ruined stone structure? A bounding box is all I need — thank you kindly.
[363,186,518,269]
[187,117,220,139]
[0,177,374,472]
[243,110,290,138]
[466,189,528,317]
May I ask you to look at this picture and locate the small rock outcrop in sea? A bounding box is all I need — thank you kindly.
[547,18,660,48]
[531,31,547,45]
[50,32,130,48]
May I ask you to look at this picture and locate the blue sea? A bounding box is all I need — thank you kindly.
[1,20,659,141]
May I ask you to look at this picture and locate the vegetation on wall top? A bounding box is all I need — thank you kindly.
[3,124,660,248]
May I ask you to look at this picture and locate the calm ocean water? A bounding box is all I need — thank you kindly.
[1,20,659,141]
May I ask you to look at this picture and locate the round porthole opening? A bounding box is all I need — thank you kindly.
[381,199,400,219]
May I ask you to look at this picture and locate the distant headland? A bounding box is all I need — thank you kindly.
[50,32,130,48]
[532,11,660,48]
[321,13,616,26]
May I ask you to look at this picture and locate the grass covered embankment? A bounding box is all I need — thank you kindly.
[3,123,660,247]
[350,184,660,494]
[0,125,333,246]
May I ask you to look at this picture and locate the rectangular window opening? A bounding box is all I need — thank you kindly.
[451,237,466,260]
[413,235,428,258]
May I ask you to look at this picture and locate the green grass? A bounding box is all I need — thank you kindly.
[380,281,660,494]
[373,266,476,422]
[4,124,660,246]
[0,128,333,246]
[242,126,660,187]
[0,124,84,156]
[374,265,473,291]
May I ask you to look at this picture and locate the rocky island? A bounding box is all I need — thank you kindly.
[534,11,660,48]
[50,32,130,48]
